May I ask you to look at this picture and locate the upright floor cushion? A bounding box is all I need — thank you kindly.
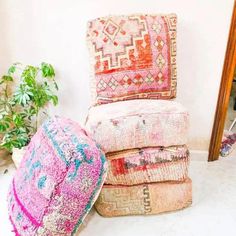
[8,117,107,236]
[87,14,177,105]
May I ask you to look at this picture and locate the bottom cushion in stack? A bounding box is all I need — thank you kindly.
[95,178,192,217]
[105,145,189,185]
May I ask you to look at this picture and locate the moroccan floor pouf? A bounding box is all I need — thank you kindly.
[95,178,192,217]
[105,145,189,185]
[87,14,177,105]
[85,99,189,153]
[7,117,107,236]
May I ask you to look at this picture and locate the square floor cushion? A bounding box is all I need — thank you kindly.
[8,117,107,236]
[85,99,189,153]
[105,145,189,185]
[95,178,192,217]
[87,14,177,105]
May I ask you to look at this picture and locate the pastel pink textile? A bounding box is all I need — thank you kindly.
[87,14,177,105]
[85,99,189,153]
[8,117,107,236]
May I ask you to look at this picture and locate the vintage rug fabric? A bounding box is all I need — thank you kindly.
[87,13,177,105]
[85,99,189,153]
[8,117,107,236]
[95,178,192,217]
[105,145,189,185]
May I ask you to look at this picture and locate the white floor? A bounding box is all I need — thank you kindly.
[1,152,236,236]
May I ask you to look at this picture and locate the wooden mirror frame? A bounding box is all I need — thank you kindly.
[208,0,236,161]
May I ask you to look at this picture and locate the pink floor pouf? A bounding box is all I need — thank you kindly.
[7,117,107,236]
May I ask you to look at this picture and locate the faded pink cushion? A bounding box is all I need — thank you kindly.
[85,99,189,153]
[87,14,177,105]
[95,178,192,216]
[8,117,107,236]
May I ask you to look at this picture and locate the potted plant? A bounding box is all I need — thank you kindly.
[0,62,58,167]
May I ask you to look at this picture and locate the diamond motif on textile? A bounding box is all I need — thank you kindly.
[154,36,165,51]
[103,20,120,41]
[157,72,164,85]
[133,74,144,86]
[97,79,107,90]
[158,72,163,79]
[121,75,132,89]
[145,73,154,84]
[108,77,119,90]
[156,54,166,70]
[152,23,162,34]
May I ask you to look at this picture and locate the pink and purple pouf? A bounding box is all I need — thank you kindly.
[8,117,107,236]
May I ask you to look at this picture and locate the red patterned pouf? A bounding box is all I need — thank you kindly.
[105,146,189,185]
[87,14,177,105]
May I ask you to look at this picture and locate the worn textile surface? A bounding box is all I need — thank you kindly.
[87,14,177,105]
[8,117,107,236]
[95,178,192,217]
[106,145,189,185]
[86,99,189,153]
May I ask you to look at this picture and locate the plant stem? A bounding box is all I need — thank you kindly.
[4,83,13,115]
[35,106,39,131]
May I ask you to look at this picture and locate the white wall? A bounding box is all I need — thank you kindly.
[0,0,234,151]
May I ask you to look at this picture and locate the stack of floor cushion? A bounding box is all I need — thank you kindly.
[86,13,192,216]
[86,100,192,216]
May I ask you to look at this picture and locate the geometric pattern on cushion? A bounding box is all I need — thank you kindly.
[87,14,177,105]
[8,117,107,236]
[106,145,189,185]
[95,178,192,217]
[85,99,189,153]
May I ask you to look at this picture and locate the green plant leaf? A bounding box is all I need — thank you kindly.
[8,62,21,75]
[0,127,30,151]
[0,61,58,152]
[13,113,24,127]
[0,120,10,132]
[2,75,13,82]
[51,95,58,106]
[29,107,37,116]
[21,66,38,86]
[14,84,33,106]
[8,66,16,75]
[54,81,59,90]
[41,62,55,78]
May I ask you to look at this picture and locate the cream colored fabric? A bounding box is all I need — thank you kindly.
[86,99,189,153]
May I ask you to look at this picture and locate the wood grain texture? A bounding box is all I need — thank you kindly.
[208,1,236,161]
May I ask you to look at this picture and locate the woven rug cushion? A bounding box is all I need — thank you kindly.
[8,117,107,236]
[95,178,192,217]
[87,13,177,105]
[106,145,189,185]
[86,99,189,153]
